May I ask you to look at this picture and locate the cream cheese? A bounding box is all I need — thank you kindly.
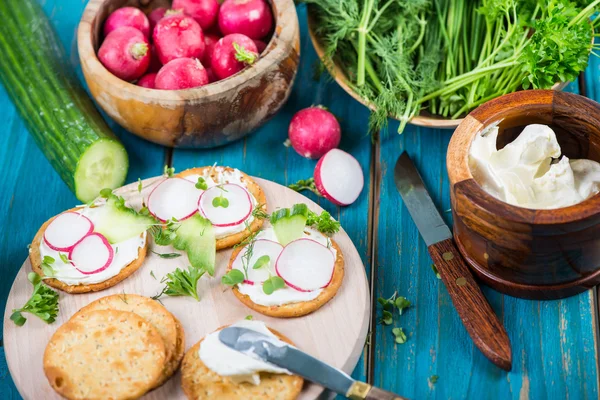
[183,167,257,239]
[199,320,292,385]
[469,124,600,209]
[235,227,335,307]
[37,206,146,285]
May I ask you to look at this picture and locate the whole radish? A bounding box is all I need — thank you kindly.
[211,33,258,80]
[148,7,167,31]
[153,13,205,65]
[218,0,273,40]
[172,0,220,30]
[288,106,341,159]
[155,58,209,90]
[202,34,220,67]
[104,7,150,38]
[98,27,150,81]
[254,39,267,53]
[137,73,157,88]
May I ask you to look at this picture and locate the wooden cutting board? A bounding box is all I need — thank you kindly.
[3,176,370,400]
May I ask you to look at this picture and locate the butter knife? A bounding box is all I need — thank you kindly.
[394,152,512,371]
[219,327,407,400]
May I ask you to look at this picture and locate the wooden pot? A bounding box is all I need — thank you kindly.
[447,90,600,300]
[78,0,300,148]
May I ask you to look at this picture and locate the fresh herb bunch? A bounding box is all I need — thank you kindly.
[153,265,205,301]
[11,272,59,326]
[306,0,600,132]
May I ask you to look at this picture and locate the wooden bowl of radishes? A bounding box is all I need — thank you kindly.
[78,0,300,148]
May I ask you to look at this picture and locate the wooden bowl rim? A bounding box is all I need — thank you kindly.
[77,0,298,104]
[447,89,600,225]
[306,8,569,130]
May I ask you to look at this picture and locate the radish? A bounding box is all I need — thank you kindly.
[153,13,205,65]
[69,233,114,275]
[148,7,167,31]
[155,58,209,90]
[202,34,221,67]
[314,149,364,206]
[147,177,202,221]
[43,212,94,252]
[211,33,258,80]
[104,7,150,38]
[231,239,283,284]
[198,183,252,227]
[275,238,335,292]
[137,73,157,88]
[172,0,220,30]
[288,106,341,159]
[98,27,150,81]
[218,0,273,40]
[254,39,267,53]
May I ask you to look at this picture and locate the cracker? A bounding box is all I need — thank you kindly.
[176,167,266,250]
[153,314,186,388]
[74,294,178,363]
[230,238,345,318]
[30,207,148,294]
[44,310,166,400]
[181,326,303,400]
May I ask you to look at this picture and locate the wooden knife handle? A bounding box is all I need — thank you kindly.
[347,381,407,400]
[428,238,512,371]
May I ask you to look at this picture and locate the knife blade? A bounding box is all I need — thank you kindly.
[394,152,512,371]
[218,327,407,400]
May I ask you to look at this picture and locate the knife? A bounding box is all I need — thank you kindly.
[394,152,512,371]
[219,327,407,400]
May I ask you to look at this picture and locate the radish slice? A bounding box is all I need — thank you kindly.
[275,238,335,292]
[231,239,284,284]
[43,212,94,251]
[314,149,364,206]
[68,233,114,275]
[199,183,252,227]
[147,178,201,222]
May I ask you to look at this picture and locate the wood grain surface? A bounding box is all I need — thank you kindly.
[0,1,599,400]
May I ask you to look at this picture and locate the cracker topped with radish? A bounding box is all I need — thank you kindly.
[29,192,155,294]
[222,204,344,318]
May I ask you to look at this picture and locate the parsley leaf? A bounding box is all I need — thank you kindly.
[153,265,205,301]
[306,210,341,235]
[11,272,59,326]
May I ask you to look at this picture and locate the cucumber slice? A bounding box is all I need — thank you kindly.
[173,214,216,276]
[270,203,309,245]
[93,197,155,243]
[75,140,129,202]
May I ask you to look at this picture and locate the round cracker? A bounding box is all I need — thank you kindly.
[229,238,345,318]
[153,314,186,389]
[176,167,266,250]
[181,325,303,400]
[44,310,166,400]
[29,207,148,294]
[73,294,178,363]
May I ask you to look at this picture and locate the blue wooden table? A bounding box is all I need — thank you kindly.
[1,1,599,399]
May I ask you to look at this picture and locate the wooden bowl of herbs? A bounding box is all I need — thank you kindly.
[306,1,596,133]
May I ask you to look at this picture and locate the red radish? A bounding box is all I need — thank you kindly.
[254,39,267,53]
[104,7,150,38]
[148,7,167,31]
[205,67,217,83]
[211,34,258,80]
[275,238,335,292]
[231,239,283,284]
[202,34,221,67]
[199,183,252,227]
[314,149,364,206]
[218,0,273,40]
[69,233,114,275]
[153,13,205,65]
[43,212,94,252]
[147,177,202,221]
[137,73,157,88]
[288,106,341,159]
[98,27,150,81]
[155,58,209,90]
[172,0,220,30]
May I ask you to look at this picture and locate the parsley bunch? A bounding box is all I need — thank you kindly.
[11,273,59,326]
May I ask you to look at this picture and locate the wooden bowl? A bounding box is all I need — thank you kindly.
[78,0,300,148]
[447,90,600,300]
[306,12,568,131]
